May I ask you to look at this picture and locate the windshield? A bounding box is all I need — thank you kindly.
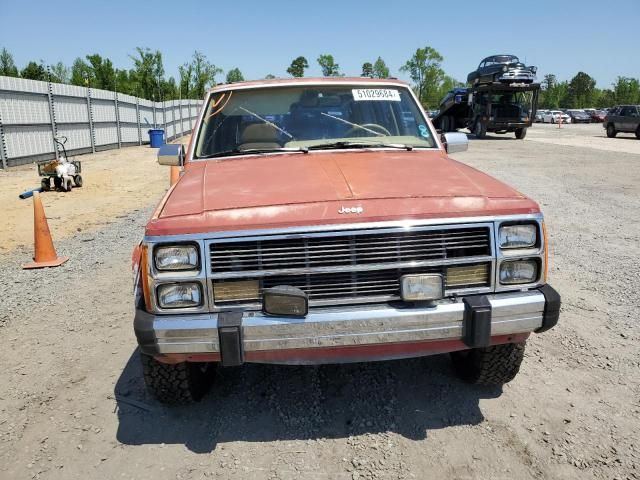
[194,85,436,158]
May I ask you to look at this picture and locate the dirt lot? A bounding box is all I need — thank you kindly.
[0,123,639,480]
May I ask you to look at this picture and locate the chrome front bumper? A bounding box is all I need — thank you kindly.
[134,286,560,365]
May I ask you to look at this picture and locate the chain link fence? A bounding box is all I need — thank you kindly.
[0,75,203,168]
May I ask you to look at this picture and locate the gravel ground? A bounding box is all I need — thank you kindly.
[0,123,639,479]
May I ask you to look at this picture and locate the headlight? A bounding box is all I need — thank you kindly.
[499,224,537,249]
[157,283,202,308]
[499,260,538,285]
[154,245,199,271]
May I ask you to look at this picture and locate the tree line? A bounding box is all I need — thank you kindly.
[539,73,640,109]
[1,46,638,108]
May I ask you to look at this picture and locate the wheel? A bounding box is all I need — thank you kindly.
[606,124,617,138]
[447,116,456,132]
[635,126,639,139]
[515,128,527,139]
[474,119,487,139]
[62,177,72,192]
[41,178,50,192]
[53,177,62,190]
[141,354,216,404]
[74,175,83,188]
[451,342,526,385]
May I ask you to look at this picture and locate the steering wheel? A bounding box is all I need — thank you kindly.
[344,123,391,137]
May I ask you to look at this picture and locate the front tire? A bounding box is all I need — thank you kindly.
[606,124,617,138]
[451,342,526,385]
[515,128,527,139]
[141,354,216,404]
[635,126,640,139]
[474,119,487,139]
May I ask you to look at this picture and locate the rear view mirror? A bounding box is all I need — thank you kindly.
[157,144,185,166]
[441,132,469,154]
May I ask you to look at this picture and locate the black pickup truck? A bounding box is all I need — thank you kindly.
[604,105,640,138]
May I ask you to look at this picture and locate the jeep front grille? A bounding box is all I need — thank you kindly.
[208,224,494,308]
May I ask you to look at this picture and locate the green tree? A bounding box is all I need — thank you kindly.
[317,54,341,76]
[129,47,165,99]
[178,51,222,99]
[613,76,640,104]
[372,57,390,79]
[361,62,373,77]
[542,74,556,91]
[400,46,444,104]
[566,71,596,108]
[0,48,19,77]
[264,74,276,79]
[70,57,93,86]
[48,61,69,83]
[287,56,308,77]
[226,67,244,83]
[114,69,132,94]
[21,61,46,81]
[86,54,116,90]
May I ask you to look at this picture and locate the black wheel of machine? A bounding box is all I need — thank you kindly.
[53,177,62,190]
[606,124,617,138]
[40,178,50,191]
[141,354,216,404]
[515,127,528,139]
[74,175,83,188]
[63,177,72,192]
[451,342,526,385]
[474,119,487,139]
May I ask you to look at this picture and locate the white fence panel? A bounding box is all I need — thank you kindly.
[0,75,199,167]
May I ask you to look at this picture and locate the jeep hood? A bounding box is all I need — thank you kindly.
[147,150,539,236]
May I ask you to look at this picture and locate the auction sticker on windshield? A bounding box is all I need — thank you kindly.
[352,89,401,101]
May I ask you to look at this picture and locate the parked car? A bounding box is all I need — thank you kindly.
[467,55,537,85]
[542,110,571,124]
[604,105,640,138]
[535,109,548,123]
[132,76,561,404]
[566,109,591,124]
[590,110,607,123]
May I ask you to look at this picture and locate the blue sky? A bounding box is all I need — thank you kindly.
[1,0,638,91]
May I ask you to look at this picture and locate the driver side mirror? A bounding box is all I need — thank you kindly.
[157,144,185,166]
[441,132,469,154]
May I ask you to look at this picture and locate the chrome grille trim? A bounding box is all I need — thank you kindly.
[208,223,493,279]
[206,222,495,308]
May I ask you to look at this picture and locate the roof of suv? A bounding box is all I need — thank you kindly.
[208,76,409,94]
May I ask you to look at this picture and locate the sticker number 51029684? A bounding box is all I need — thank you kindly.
[352,89,401,101]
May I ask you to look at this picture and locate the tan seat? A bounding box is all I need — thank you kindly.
[238,124,281,150]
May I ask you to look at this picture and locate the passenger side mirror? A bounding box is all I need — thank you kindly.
[441,132,469,154]
[157,144,185,166]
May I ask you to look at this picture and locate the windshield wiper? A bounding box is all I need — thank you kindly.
[198,147,308,159]
[306,141,414,151]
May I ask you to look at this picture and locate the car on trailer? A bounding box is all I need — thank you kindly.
[433,83,540,139]
[467,55,537,85]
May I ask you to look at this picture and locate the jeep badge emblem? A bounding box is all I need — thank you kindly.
[338,206,364,214]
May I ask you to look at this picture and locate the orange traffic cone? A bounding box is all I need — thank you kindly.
[170,166,181,186]
[22,192,69,269]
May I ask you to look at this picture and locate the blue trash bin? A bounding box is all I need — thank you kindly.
[148,129,165,148]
